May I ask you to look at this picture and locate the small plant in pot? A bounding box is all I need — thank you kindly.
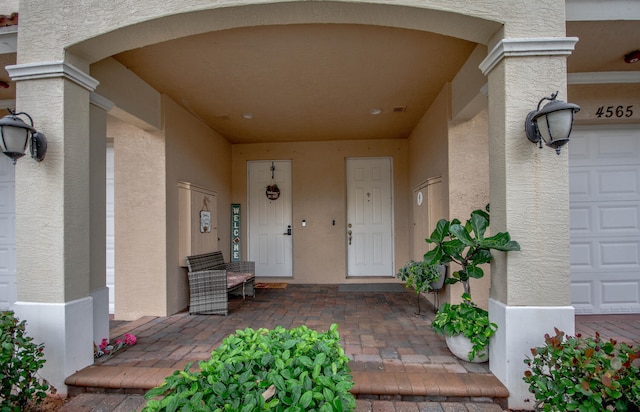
[396,260,444,314]
[425,205,520,362]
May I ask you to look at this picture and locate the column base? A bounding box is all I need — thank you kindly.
[489,299,574,410]
[14,297,94,396]
[91,287,110,348]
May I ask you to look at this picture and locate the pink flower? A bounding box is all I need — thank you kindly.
[99,338,109,351]
[123,333,137,346]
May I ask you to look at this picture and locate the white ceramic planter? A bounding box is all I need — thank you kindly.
[445,333,488,363]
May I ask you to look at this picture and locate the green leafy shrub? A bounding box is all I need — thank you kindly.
[430,295,496,362]
[396,260,442,314]
[523,328,640,411]
[0,311,50,411]
[143,324,355,411]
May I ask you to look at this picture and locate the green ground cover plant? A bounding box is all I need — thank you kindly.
[143,324,355,412]
[0,311,50,411]
[523,328,640,411]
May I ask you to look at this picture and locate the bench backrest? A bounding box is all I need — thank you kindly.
[186,251,226,272]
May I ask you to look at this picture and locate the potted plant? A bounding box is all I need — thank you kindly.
[396,260,444,314]
[425,205,520,362]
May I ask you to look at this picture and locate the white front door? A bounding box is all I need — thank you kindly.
[0,155,15,310]
[346,157,393,277]
[570,126,640,314]
[248,160,293,277]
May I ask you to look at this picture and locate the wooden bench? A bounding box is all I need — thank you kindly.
[185,251,255,315]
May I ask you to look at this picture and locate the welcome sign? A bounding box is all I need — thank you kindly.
[231,204,241,262]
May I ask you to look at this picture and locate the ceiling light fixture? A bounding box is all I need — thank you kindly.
[369,108,382,115]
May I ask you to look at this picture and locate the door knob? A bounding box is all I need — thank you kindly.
[347,229,352,245]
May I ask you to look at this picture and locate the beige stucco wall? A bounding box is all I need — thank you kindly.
[164,96,233,314]
[0,1,18,15]
[488,53,572,307]
[15,77,92,303]
[16,1,568,68]
[570,83,640,126]
[408,85,492,308]
[110,118,167,320]
[232,139,410,284]
[447,109,490,308]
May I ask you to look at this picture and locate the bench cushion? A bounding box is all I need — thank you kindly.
[226,272,255,289]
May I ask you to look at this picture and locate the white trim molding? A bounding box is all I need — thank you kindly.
[6,61,100,92]
[568,71,640,85]
[90,92,114,112]
[489,299,575,410]
[480,37,579,75]
[13,297,95,396]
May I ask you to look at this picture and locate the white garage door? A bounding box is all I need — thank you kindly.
[570,126,640,314]
[0,155,16,310]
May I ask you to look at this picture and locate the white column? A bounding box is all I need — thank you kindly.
[89,93,114,351]
[480,38,578,410]
[8,61,100,395]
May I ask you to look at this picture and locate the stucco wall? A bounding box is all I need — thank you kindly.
[408,86,492,308]
[110,118,167,320]
[448,109,490,308]
[0,1,18,14]
[164,96,232,314]
[570,83,640,126]
[232,139,410,284]
[17,1,565,68]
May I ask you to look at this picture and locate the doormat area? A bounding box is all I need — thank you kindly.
[255,283,288,289]
[338,283,407,293]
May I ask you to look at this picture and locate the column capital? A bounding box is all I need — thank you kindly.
[6,61,99,92]
[480,37,579,75]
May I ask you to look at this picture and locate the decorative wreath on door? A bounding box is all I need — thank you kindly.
[266,184,280,200]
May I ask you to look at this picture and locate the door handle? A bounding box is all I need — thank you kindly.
[283,225,292,235]
[347,229,352,245]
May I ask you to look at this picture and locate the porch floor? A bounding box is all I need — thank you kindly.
[63,284,640,411]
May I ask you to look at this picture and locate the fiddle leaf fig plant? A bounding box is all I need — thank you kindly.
[424,205,520,362]
[424,205,520,297]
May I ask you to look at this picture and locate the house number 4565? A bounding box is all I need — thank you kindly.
[595,105,634,118]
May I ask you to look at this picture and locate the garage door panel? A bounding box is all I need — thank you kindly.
[570,127,640,314]
[570,129,640,166]
[570,241,593,267]
[600,240,640,267]
[569,170,591,199]
[601,280,639,305]
[598,168,640,198]
[599,205,640,231]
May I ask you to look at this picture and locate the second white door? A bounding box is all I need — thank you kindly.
[248,160,293,277]
[346,157,394,277]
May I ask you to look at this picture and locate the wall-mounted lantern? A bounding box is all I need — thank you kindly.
[525,92,580,155]
[0,109,47,164]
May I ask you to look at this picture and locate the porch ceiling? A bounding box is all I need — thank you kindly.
[113,24,476,144]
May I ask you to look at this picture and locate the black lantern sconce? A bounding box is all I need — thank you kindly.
[0,109,47,164]
[525,92,580,155]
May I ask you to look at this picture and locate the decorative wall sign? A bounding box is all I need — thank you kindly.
[200,196,211,233]
[231,204,241,262]
[266,184,280,200]
[200,210,211,233]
